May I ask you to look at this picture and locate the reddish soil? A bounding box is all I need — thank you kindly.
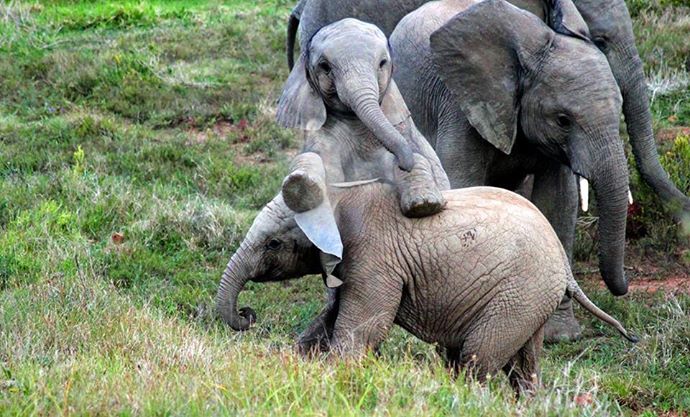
[185,118,299,166]
[625,276,690,294]
[186,119,237,145]
[656,126,690,143]
[578,263,690,295]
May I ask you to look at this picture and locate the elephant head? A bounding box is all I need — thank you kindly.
[571,0,690,222]
[276,18,417,171]
[216,153,344,330]
[430,0,629,295]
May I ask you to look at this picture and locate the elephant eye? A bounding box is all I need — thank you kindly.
[556,114,572,129]
[318,61,332,74]
[379,58,388,69]
[266,239,283,250]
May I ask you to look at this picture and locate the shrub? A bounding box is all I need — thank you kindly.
[627,134,690,256]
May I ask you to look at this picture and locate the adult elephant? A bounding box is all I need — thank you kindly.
[286,0,430,70]
[286,0,690,224]
[390,0,633,342]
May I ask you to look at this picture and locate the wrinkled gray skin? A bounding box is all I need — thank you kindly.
[286,0,690,343]
[216,152,636,396]
[277,19,450,218]
[391,0,631,342]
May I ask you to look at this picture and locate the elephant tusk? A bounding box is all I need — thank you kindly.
[579,177,589,212]
[628,189,634,205]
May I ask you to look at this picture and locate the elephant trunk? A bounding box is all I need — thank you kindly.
[617,45,690,221]
[216,250,255,331]
[590,148,630,296]
[339,74,415,171]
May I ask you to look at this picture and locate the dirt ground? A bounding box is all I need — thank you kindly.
[580,260,690,295]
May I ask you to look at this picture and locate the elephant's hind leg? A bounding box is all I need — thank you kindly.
[446,328,521,385]
[502,324,544,398]
[451,291,544,387]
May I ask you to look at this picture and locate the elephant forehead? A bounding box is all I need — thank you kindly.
[311,18,387,51]
[572,0,628,34]
[540,40,621,105]
[248,195,296,237]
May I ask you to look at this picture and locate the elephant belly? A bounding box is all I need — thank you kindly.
[394,264,517,347]
[394,267,563,350]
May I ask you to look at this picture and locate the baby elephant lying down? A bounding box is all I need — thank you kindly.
[216,152,636,395]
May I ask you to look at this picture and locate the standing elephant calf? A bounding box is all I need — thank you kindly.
[216,152,637,395]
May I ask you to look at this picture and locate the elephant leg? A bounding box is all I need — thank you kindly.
[531,163,582,343]
[502,325,544,398]
[453,301,536,386]
[437,345,463,379]
[396,153,446,218]
[296,288,339,356]
[514,174,535,199]
[330,275,402,357]
[435,112,490,189]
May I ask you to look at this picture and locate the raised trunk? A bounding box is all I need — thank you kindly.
[618,46,690,221]
[591,150,630,296]
[340,76,416,171]
[216,253,255,331]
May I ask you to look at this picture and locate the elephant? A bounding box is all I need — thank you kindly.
[216,152,637,396]
[389,0,635,342]
[287,0,689,223]
[276,18,450,218]
[286,0,430,70]
[284,1,690,341]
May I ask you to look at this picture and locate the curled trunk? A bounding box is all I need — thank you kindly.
[216,253,255,331]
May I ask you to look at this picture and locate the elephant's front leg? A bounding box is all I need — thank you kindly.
[330,274,402,357]
[396,153,446,218]
[296,288,339,356]
[531,162,581,343]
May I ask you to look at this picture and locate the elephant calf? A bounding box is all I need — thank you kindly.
[217,152,636,395]
[276,18,449,218]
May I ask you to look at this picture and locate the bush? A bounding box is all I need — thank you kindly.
[627,0,690,17]
[627,134,690,256]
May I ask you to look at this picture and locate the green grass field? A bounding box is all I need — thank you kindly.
[1,1,689,415]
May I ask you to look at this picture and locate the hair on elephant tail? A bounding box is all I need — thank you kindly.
[565,268,639,343]
[286,11,300,70]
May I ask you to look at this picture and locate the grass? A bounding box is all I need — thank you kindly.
[0,0,689,415]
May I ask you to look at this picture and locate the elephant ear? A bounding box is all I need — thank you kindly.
[547,0,591,41]
[380,79,412,127]
[430,0,553,155]
[276,54,327,130]
[282,152,343,277]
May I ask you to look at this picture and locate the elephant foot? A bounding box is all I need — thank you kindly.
[544,296,581,343]
[295,335,331,357]
[398,154,446,218]
[296,295,338,357]
[296,321,334,357]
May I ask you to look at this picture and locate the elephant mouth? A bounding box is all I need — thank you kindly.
[577,175,633,213]
[250,266,284,283]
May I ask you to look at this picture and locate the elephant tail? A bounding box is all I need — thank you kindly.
[566,268,639,343]
[286,11,299,70]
